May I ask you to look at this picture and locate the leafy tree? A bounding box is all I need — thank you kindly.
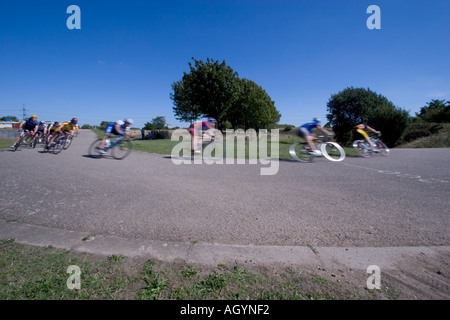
[416,99,450,123]
[227,79,280,130]
[171,58,240,130]
[81,124,92,129]
[171,58,281,130]
[144,116,167,130]
[326,87,409,147]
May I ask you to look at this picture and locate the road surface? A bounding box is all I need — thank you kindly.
[1,130,449,248]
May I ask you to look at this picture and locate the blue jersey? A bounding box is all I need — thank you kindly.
[300,121,319,133]
[23,119,39,130]
[105,121,130,135]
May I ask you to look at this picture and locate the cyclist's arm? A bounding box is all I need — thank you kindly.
[18,121,25,131]
[366,126,380,134]
[317,125,331,136]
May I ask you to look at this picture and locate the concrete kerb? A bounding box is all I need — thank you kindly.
[0,219,448,271]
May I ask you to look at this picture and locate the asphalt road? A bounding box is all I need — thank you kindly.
[1,129,449,248]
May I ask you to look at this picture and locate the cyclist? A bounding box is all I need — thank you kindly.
[189,118,216,154]
[35,120,48,143]
[297,118,332,156]
[98,118,134,154]
[11,115,39,149]
[46,118,78,148]
[353,123,381,151]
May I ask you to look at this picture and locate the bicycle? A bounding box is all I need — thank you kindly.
[13,130,35,151]
[289,135,346,162]
[43,132,72,154]
[353,133,389,158]
[88,136,132,160]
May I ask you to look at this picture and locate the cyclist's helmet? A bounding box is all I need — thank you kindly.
[124,118,134,125]
[71,118,78,124]
[40,120,45,124]
[54,122,59,126]
[31,115,38,119]
[313,118,321,123]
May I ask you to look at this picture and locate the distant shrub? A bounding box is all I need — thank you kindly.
[402,122,443,143]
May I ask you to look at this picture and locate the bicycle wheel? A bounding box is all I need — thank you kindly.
[375,140,390,156]
[289,142,313,162]
[63,136,72,150]
[353,140,372,158]
[320,142,346,162]
[30,137,37,149]
[13,135,25,152]
[112,139,132,160]
[88,139,105,158]
[52,137,64,154]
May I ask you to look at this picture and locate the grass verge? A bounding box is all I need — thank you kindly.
[0,238,396,300]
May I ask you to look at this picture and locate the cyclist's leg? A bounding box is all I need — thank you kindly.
[99,125,114,150]
[357,129,373,147]
[12,130,25,147]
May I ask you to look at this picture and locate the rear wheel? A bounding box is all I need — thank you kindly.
[320,142,346,162]
[112,139,132,160]
[88,139,105,158]
[289,142,313,162]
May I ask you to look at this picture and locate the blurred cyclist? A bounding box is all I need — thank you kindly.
[35,120,48,142]
[11,115,39,148]
[353,123,381,151]
[188,118,216,154]
[46,118,78,148]
[297,118,332,156]
[98,118,133,154]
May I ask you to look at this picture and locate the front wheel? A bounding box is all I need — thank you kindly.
[289,142,313,162]
[112,139,132,160]
[63,136,72,150]
[320,142,346,162]
[375,140,390,156]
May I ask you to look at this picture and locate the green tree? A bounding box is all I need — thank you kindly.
[171,58,280,130]
[171,58,240,130]
[144,116,167,130]
[416,99,450,123]
[228,78,280,130]
[326,87,409,147]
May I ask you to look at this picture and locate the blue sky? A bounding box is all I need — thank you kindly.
[1,0,449,128]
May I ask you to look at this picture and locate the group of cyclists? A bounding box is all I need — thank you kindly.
[10,114,381,158]
[10,115,80,150]
[187,117,382,157]
[297,118,381,156]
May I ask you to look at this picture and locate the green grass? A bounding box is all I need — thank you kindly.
[0,238,397,300]
[0,137,15,149]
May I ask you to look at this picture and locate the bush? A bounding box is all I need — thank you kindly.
[402,123,443,143]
